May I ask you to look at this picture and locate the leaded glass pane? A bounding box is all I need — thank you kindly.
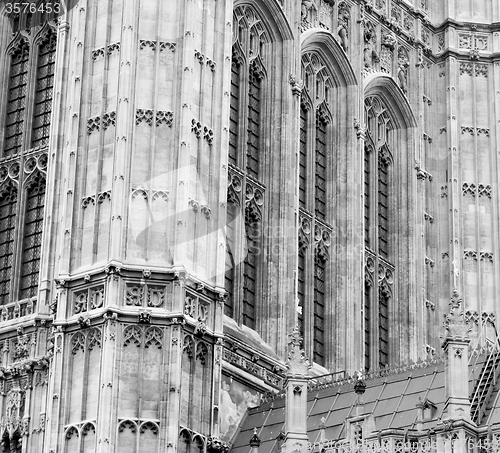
[32,32,56,148]
[315,117,327,220]
[313,255,325,365]
[299,107,307,208]
[4,43,29,156]
[229,56,240,167]
[20,176,46,299]
[0,184,18,305]
[246,68,261,179]
[379,291,389,368]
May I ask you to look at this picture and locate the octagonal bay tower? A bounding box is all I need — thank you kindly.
[0,0,500,451]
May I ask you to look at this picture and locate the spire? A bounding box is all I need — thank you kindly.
[281,326,310,453]
[441,289,471,421]
[249,428,261,453]
[286,325,311,378]
[443,288,471,342]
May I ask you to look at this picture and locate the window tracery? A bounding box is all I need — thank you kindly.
[364,96,395,371]
[225,5,269,330]
[0,15,55,308]
[296,51,334,366]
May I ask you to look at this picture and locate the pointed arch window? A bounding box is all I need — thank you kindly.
[0,14,56,307]
[364,96,395,371]
[32,31,57,148]
[0,184,18,305]
[4,39,29,157]
[296,52,334,367]
[225,6,268,330]
[20,174,46,299]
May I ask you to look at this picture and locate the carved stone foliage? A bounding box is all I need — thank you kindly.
[462,183,491,198]
[71,328,102,355]
[87,111,116,134]
[72,285,105,315]
[123,325,164,349]
[182,333,209,366]
[314,222,331,262]
[459,62,488,77]
[139,39,176,52]
[136,109,174,127]
[92,42,120,60]
[125,283,167,309]
[444,290,470,340]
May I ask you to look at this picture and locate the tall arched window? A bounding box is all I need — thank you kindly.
[297,52,334,367]
[364,96,395,371]
[225,5,268,330]
[0,183,18,305]
[0,14,56,306]
[4,39,29,157]
[32,30,57,148]
[20,174,46,299]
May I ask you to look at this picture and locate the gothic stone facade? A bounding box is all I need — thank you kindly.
[0,0,499,451]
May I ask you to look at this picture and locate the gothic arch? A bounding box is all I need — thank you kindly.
[362,73,419,369]
[364,73,417,129]
[301,29,357,87]
[234,0,293,42]
[297,30,358,369]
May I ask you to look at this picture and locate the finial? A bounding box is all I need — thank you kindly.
[249,428,261,448]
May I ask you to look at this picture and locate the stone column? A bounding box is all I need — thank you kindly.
[281,327,310,453]
[441,290,471,421]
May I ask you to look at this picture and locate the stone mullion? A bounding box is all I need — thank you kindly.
[492,61,500,326]
[38,19,68,314]
[142,0,163,259]
[21,34,38,155]
[109,0,136,262]
[165,280,184,453]
[471,62,483,320]
[58,2,87,276]
[215,0,233,294]
[92,268,118,452]
[447,57,461,300]
[416,59,428,359]
[173,0,196,270]
[344,83,361,373]
[90,0,113,265]
[45,329,65,453]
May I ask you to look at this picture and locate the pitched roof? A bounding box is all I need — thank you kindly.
[231,353,500,453]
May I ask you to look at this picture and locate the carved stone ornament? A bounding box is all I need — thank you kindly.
[207,437,230,453]
[443,289,471,341]
[286,325,311,377]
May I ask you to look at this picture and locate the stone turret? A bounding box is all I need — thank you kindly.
[441,289,471,421]
[282,327,311,453]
